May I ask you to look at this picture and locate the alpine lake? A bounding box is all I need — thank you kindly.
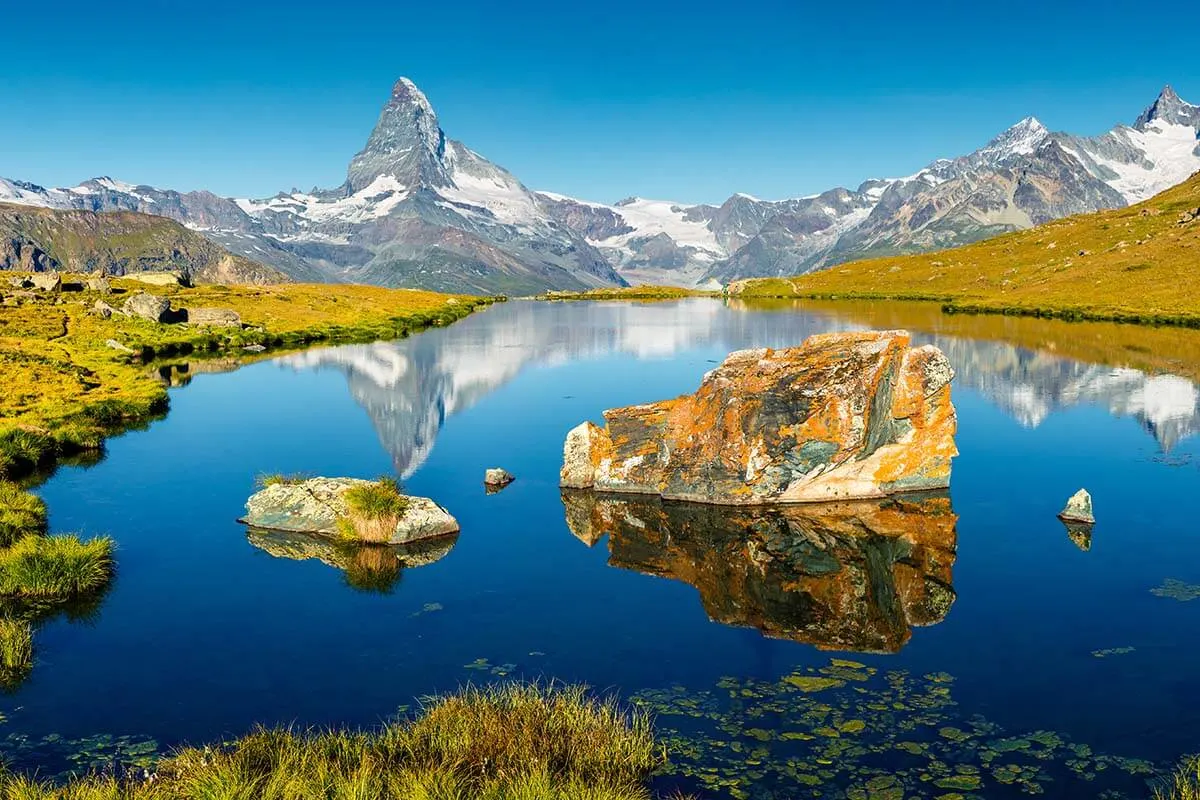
[8,297,1200,799]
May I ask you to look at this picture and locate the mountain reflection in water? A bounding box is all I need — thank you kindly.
[273,299,1200,475]
[562,491,957,654]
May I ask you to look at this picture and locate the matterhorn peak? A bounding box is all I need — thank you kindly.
[1135,84,1200,130]
[345,76,450,193]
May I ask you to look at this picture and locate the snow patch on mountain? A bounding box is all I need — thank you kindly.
[1075,121,1200,202]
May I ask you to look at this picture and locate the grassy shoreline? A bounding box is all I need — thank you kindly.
[0,278,499,481]
[0,682,668,799]
[534,285,716,301]
[727,172,1200,326]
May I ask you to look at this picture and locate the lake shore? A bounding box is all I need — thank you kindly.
[0,277,499,481]
[726,172,1200,327]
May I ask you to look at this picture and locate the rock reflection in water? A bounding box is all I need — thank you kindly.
[245,528,457,594]
[562,491,957,653]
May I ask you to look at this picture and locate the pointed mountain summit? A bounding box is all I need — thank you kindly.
[1135,85,1200,130]
[346,77,450,192]
[970,116,1050,165]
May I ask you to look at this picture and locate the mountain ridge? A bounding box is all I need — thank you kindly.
[2,81,1196,292]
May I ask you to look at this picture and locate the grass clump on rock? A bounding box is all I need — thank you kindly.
[338,477,411,543]
[255,472,312,489]
[0,682,665,799]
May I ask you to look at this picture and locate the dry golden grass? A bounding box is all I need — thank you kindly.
[730,172,1200,324]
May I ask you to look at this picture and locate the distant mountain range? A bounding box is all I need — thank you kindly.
[2,81,1197,292]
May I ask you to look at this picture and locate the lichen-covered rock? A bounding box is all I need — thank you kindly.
[94,300,118,319]
[122,292,172,323]
[29,272,61,292]
[560,330,957,504]
[87,277,112,294]
[1058,488,1094,523]
[125,271,186,287]
[561,490,957,653]
[484,467,515,488]
[186,307,242,327]
[243,477,459,545]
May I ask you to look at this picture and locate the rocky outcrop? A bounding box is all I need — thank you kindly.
[561,331,957,504]
[185,308,242,327]
[122,292,172,323]
[29,272,61,292]
[242,477,459,546]
[484,468,514,490]
[1058,488,1095,523]
[562,490,957,653]
[125,271,186,287]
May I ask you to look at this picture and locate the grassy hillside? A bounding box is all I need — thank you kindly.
[729,171,1200,325]
[0,203,285,285]
[0,278,495,478]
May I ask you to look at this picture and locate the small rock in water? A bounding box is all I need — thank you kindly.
[1058,488,1094,524]
[243,344,267,353]
[484,468,515,492]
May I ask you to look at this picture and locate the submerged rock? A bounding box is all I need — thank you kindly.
[1058,488,1095,524]
[560,330,957,504]
[242,477,459,545]
[484,467,515,491]
[562,490,957,653]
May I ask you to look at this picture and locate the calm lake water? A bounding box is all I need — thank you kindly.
[9,298,1200,798]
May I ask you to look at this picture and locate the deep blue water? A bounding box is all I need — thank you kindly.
[9,298,1200,797]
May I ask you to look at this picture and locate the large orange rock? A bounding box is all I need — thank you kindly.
[560,330,956,503]
[561,490,957,653]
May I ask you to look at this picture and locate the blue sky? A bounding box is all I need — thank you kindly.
[2,0,1195,205]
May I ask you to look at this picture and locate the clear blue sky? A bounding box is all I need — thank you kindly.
[2,0,1195,205]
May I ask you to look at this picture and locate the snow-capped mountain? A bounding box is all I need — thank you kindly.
[2,82,1197,290]
[545,85,1200,285]
[0,78,624,294]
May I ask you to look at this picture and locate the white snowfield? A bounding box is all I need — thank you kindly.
[1087,121,1200,203]
[235,174,410,225]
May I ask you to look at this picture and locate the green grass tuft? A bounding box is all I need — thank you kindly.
[255,472,313,489]
[0,682,665,799]
[0,534,114,599]
[339,478,411,544]
[0,481,48,547]
[0,617,33,688]
[1157,757,1200,800]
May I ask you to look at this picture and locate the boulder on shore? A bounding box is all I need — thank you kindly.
[124,271,186,287]
[29,272,62,292]
[242,477,459,545]
[186,307,242,327]
[123,292,172,323]
[560,330,957,504]
[1058,488,1095,524]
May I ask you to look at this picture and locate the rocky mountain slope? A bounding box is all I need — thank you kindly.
[0,203,285,284]
[0,79,623,295]
[544,86,1200,285]
[2,82,1195,291]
